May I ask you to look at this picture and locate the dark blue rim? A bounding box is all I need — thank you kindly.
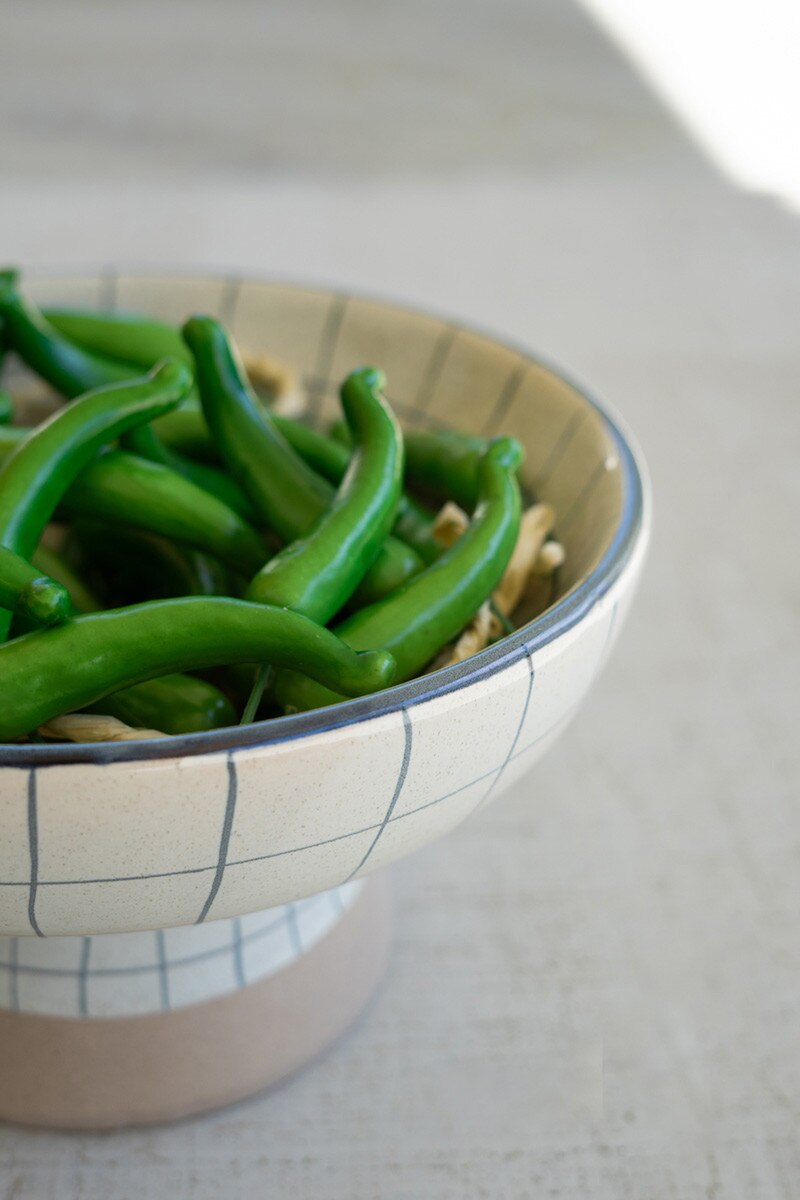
[0,267,649,768]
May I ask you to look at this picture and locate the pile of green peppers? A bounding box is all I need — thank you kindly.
[0,270,523,742]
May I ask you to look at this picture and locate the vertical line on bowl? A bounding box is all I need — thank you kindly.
[195,753,238,924]
[536,408,587,489]
[78,936,91,1016]
[305,293,349,424]
[285,904,303,956]
[472,648,535,816]
[481,359,527,435]
[231,917,246,989]
[343,708,413,882]
[414,323,457,413]
[155,929,170,1010]
[218,275,244,326]
[98,265,118,312]
[26,769,44,937]
[8,938,19,1011]
[558,457,609,533]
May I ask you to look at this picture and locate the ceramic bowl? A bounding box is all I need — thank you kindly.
[0,270,650,938]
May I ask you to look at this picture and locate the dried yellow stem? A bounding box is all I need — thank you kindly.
[532,539,566,576]
[38,714,167,743]
[241,350,304,417]
[489,503,555,637]
[433,501,470,548]
[430,601,493,671]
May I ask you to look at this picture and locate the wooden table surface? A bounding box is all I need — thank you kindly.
[1,2,798,1196]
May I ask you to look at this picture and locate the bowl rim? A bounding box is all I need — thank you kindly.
[0,265,648,768]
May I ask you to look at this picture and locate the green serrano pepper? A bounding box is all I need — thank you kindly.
[31,543,236,735]
[0,597,396,740]
[0,544,71,626]
[44,307,194,370]
[183,316,424,604]
[154,404,440,563]
[0,289,254,519]
[0,361,190,639]
[246,368,403,623]
[276,437,523,712]
[0,431,264,577]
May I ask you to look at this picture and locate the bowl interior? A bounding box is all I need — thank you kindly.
[19,271,625,606]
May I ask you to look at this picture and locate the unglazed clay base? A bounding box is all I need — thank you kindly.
[0,876,390,1129]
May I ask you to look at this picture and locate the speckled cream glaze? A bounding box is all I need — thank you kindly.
[0,271,650,937]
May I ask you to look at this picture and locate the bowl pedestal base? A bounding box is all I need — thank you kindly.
[0,876,390,1129]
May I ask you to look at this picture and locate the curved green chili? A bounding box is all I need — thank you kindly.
[0,288,135,397]
[43,307,194,371]
[89,673,236,736]
[32,544,100,615]
[0,597,396,740]
[31,543,236,735]
[0,361,190,641]
[247,367,403,623]
[334,420,498,511]
[0,544,71,627]
[0,361,190,558]
[68,524,236,604]
[402,428,492,510]
[153,404,440,563]
[183,316,423,603]
[276,437,523,712]
[0,432,263,577]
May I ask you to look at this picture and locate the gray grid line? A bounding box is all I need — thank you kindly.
[217,275,244,326]
[78,937,91,1016]
[8,938,19,1010]
[285,904,303,955]
[414,324,458,412]
[558,456,609,534]
[0,698,582,894]
[155,929,169,1009]
[536,408,587,487]
[305,294,348,424]
[0,912,288,980]
[97,265,118,312]
[27,770,43,937]
[481,359,528,436]
[343,708,413,882]
[196,753,238,924]
[231,917,245,988]
[471,649,535,817]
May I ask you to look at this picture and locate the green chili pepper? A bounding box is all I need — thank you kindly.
[0,597,396,740]
[154,404,441,565]
[0,289,254,519]
[43,307,194,371]
[272,416,439,565]
[0,393,13,425]
[0,432,263,577]
[67,524,236,604]
[0,288,135,396]
[276,437,523,712]
[32,544,100,615]
[31,543,236,735]
[89,673,236,736]
[0,544,71,627]
[334,420,497,512]
[402,428,491,510]
[0,361,190,640]
[183,316,424,603]
[247,367,403,623]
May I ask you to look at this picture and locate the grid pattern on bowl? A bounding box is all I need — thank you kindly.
[0,270,642,938]
[0,881,363,1018]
